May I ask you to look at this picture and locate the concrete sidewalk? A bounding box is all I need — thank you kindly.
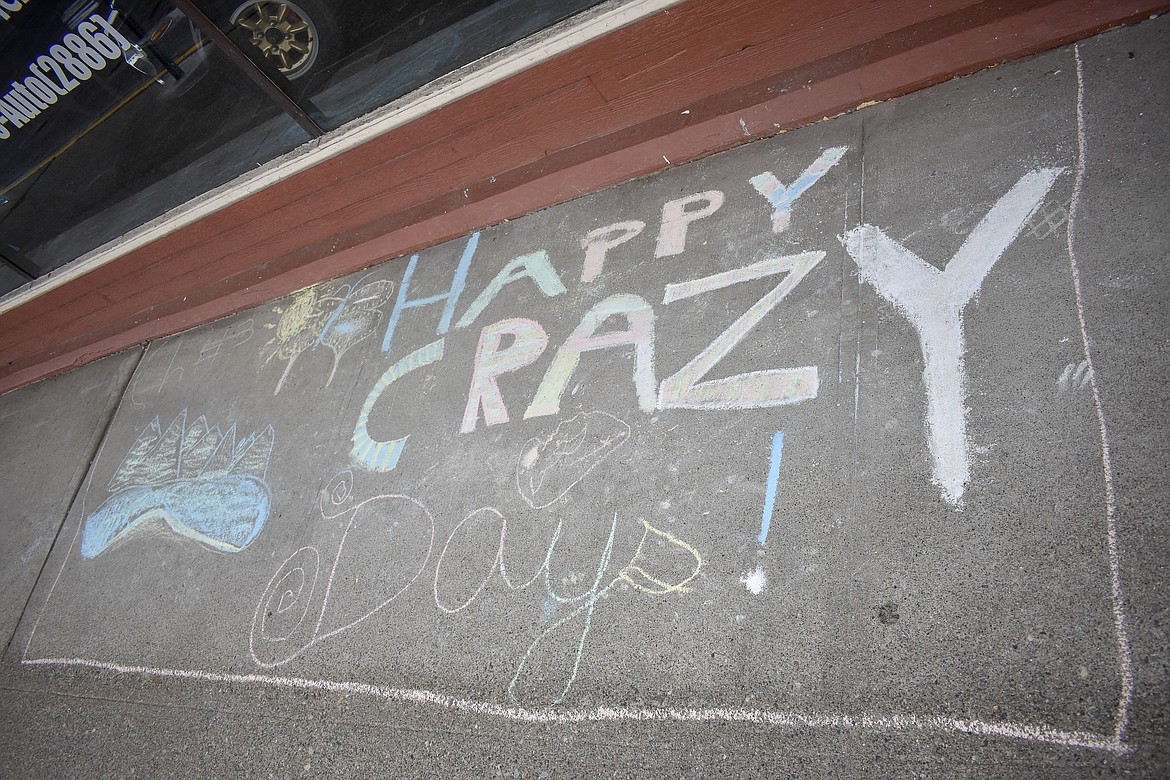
[0,16,1166,778]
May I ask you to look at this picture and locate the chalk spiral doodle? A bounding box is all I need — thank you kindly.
[81,411,275,559]
[258,546,320,643]
[250,471,435,668]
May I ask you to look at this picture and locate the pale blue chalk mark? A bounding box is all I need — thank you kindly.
[314,272,376,349]
[381,232,479,353]
[86,412,276,558]
[541,595,557,624]
[749,147,847,233]
[758,430,784,546]
[81,475,271,558]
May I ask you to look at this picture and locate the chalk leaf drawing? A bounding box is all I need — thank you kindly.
[264,274,395,394]
[841,167,1063,507]
[515,411,631,509]
[81,410,275,559]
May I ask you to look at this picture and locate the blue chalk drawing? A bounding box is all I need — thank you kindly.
[758,430,784,546]
[81,477,269,558]
[81,411,275,558]
[381,231,479,353]
[352,339,445,472]
[749,147,847,233]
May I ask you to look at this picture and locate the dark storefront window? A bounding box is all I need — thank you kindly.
[209,0,604,130]
[0,0,605,295]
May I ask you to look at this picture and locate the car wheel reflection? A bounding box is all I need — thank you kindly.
[230,0,330,79]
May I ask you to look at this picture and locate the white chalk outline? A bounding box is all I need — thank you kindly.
[19,46,1133,756]
[1066,44,1132,749]
[12,656,1129,753]
[249,478,436,668]
[515,411,631,509]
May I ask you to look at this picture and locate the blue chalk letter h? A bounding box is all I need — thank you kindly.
[381,231,480,353]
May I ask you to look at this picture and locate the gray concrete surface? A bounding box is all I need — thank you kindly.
[0,349,140,653]
[0,15,1166,778]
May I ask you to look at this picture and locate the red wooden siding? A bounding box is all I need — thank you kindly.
[0,0,1164,393]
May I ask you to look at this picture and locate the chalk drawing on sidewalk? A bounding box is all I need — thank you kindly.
[841,167,1064,508]
[19,43,1136,755]
[739,430,786,596]
[13,653,1139,754]
[382,232,479,355]
[432,508,702,706]
[461,318,549,433]
[252,468,702,707]
[129,338,183,408]
[433,512,699,613]
[757,431,785,546]
[251,470,435,668]
[80,410,274,558]
[515,411,631,509]
[1027,198,1073,240]
[749,146,848,234]
[580,220,645,283]
[453,250,567,330]
[524,293,658,418]
[194,318,254,373]
[505,512,630,707]
[655,191,724,257]
[658,252,824,411]
[1064,43,1132,750]
[1058,359,1094,393]
[352,339,445,473]
[740,565,767,596]
[617,520,702,595]
[264,274,395,394]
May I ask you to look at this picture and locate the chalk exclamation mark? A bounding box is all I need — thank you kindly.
[742,430,785,595]
[758,431,784,546]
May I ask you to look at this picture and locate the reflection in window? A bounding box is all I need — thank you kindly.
[0,0,607,296]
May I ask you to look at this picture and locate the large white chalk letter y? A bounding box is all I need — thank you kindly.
[841,168,1063,508]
